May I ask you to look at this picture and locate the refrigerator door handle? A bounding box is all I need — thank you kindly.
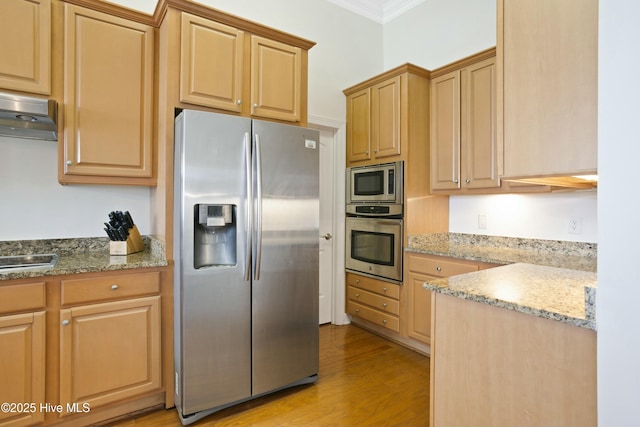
[244,132,252,281]
[253,133,263,281]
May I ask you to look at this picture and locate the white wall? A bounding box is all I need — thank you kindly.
[383,0,496,70]
[0,136,150,240]
[597,1,640,425]
[449,190,597,243]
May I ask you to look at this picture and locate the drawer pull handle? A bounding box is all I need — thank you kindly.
[111,284,119,290]
[62,320,70,326]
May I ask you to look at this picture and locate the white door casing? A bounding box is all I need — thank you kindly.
[310,116,349,326]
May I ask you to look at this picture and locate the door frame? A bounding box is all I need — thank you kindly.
[309,115,350,326]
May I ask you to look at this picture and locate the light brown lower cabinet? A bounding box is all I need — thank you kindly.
[346,273,400,334]
[0,311,46,427]
[59,296,161,415]
[0,268,169,427]
[404,252,499,347]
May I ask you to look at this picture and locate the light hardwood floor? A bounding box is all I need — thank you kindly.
[108,324,429,427]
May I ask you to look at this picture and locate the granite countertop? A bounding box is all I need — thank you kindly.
[410,233,597,330]
[0,236,167,281]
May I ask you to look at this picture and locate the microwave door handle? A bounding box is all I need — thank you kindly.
[244,132,252,281]
[253,133,263,281]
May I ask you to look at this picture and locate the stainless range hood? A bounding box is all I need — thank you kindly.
[0,92,58,141]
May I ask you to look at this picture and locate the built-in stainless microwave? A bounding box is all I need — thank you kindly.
[346,161,403,205]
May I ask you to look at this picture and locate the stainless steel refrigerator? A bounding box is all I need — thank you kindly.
[173,110,319,425]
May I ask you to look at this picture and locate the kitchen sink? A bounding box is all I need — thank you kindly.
[0,253,59,273]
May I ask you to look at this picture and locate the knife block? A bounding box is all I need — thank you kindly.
[109,225,145,255]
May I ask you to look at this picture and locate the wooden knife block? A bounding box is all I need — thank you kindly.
[109,225,145,255]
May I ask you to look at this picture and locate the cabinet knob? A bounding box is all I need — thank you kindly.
[355,309,360,313]
[436,266,442,272]
[66,160,72,166]
[382,319,387,324]
[355,293,360,298]
[465,179,471,183]
[373,149,378,154]
[365,151,369,155]
[253,103,258,108]
[382,303,388,308]
[236,99,242,105]
[382,287,388,292]
[453,178,459,183]
[111,284,118,290]
[62,320,70,326]
[355,279,360,284]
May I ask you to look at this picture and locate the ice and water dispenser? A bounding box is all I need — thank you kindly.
[193,204,236,269]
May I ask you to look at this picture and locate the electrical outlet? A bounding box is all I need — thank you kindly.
[568,216,582,234]
[478,214,488,229]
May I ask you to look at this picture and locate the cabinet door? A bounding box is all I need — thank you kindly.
[405,272,432,345]
[461,57,499,189]
[250,35,301,122]
[501,0,597,178]
[180,13,244,112]
[346,88,371,164]
[371,76,401,160]
[0,0,50,94]
[59,296,161,414]
[430,70,461,190]
[0,312,45,427]
[62,4,154,182]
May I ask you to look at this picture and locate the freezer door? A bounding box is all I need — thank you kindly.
[175,110,253,415]
[251,120,320,395]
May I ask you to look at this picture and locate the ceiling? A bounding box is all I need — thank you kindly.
[325,0,425,24]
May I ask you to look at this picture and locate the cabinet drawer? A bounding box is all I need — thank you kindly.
[0,282,46,315]
[345,273,400,299]
[61,271,160,305]
[409,255,479,278]
[347,300,399,333]
[347,286,399,316]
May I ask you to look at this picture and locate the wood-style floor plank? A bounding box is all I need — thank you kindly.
[107,324,429,427]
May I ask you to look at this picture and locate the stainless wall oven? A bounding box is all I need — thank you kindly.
[345,216,403,283]
[345,161,404,283]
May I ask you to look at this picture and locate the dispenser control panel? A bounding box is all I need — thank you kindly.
[199,204,232,227]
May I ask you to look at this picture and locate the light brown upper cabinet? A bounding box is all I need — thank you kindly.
[180,13,244,113]
[345,87,371,163]
[430,51,499,193]
[180,13,302,122]
[344,65,428,167]
[345,75,401,165]
[498,0,597,179]
[250,35,302,122]
[60,3,155,185]
[0,0,51,95]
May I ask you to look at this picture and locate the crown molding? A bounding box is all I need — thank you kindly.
[382,0,425,23]
[326,0,424,24]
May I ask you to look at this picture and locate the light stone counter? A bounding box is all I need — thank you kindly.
[411,233,597,330]
[0,236,167,281]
